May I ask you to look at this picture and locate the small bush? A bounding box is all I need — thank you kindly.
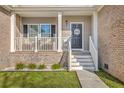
[16,63,25,70]
[28,63,37,69]
[51,64,61,69]
[38,64,46,69]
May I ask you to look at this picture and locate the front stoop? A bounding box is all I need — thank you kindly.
[76,70,108,88]
[71,51,96,71]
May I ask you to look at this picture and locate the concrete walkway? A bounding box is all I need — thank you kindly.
[76,70,108,88]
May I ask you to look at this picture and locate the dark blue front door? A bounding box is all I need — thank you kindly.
[71,23,82,49]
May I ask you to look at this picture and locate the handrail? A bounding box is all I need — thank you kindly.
[89,36,98,71]
[68,37,72,71]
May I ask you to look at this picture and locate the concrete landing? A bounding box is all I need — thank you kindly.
[76,70,108,88]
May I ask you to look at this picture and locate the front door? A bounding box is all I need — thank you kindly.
[71,23,83,49]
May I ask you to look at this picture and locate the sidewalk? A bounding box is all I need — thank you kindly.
[76,70,108,88]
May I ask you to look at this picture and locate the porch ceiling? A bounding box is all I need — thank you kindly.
[1,5,103,17]
[15,11,94,17]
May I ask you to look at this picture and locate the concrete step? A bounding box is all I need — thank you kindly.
[79,63,94,67]
[71,62,80,66]
[72,58,92,62]
[83,66,96,71]
[72,50,89,52]
[71,66,83,70]
[71,55,92,59]
[72,51,90,55]
[79,61,94,63]
[72,53,90,56]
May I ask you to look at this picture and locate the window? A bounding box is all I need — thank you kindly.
[29,25,38,37]
[23,24,56,37]
[40,24,51,37]
[40,24,56,37]
[23,24,38,37]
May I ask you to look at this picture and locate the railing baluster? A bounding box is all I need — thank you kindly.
[35,36,38,52]
[15,37,70,52]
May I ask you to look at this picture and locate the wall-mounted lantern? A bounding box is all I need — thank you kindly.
[65,20,68,27]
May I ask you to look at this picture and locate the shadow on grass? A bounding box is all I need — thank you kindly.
[95,69,124,88]
[2,73,9,88]
[1,72,29,88]
[20,73,29,88]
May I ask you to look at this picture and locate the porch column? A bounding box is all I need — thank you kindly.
[92,11,98,49]
[57,12,62,52]
[92,11,98,71]
[10,13,16,52]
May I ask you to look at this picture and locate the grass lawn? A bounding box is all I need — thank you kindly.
[0,71,81,88]
[96,69,124,88]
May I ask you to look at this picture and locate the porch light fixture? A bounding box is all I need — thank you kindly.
[65,20,68,27]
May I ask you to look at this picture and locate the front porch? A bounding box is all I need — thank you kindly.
[10,6,98,71]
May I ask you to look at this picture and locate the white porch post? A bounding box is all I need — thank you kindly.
[91,11,98,71]
[57,12,62,52]
[10,13,16,52]
[92,11,98,50]
[35,36,38,52]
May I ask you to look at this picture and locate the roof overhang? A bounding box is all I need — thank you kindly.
[1,5,104,17]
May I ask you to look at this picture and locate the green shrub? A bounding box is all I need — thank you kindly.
[38,64,46,69]
[16,63,25,70]
[51,64,61,69]
[28,63,37,69]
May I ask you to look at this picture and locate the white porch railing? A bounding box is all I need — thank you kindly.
[15,37,58,51]
[68,37,72,71]
[15,37,35,51]
[37,37,57,51]
[89,36,98,71]
[15,37,69,52]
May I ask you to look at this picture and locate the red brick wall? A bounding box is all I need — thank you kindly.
[98,5,124,82]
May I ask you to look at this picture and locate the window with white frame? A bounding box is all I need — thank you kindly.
[29,25,38,37]
[40,24,51,37]
[23,24,56,37]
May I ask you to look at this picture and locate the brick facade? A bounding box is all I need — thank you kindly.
[98,5,124,82]
[9,52,63,67]
[0,7,11,68]
[0,8,64,69]
[0,7,10,56]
